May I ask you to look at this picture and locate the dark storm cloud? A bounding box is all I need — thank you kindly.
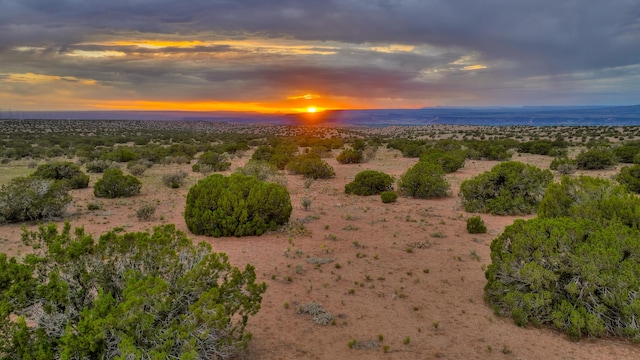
[1,0,639,108]
[202,65,426,98]
[3,0,638,69]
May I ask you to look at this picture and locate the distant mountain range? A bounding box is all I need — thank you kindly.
[2,105,640,126]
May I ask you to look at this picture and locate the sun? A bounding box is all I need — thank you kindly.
[306,106,317,113]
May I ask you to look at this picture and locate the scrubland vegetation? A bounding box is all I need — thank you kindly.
[185,173,292,237]
[3,119,640,358]
[459,161,553,215]
[345,170,394,196]
[487,176,640,340]
[1,224,265,358]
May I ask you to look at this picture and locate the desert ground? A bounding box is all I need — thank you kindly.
[1,124,640,359]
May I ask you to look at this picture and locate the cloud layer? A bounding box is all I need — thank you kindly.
[1,0,639,111]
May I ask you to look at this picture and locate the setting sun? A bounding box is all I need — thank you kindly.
[307,106,317,113]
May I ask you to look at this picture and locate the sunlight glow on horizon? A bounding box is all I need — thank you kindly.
[89,100,342,114]
[1,71,429,112]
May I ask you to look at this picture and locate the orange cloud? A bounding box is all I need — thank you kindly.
[83,38,337,55]
[463,64,488,71]
[287,93,321,100]
[97,40,207,49]
[369,44,415,53]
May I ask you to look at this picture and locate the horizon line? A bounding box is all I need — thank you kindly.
[1,104,639,114]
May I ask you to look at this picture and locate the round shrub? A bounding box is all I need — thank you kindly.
[235,160,279,181]
[136,203,156,221]
[127,159,154,169]
[162,171,188,188]
[459,161,552,215]
[380,191,398,203]
[235,160,288,188]
[550,157,577,174]
[128,163,147,176]
[32,161,90,189]
[398,162,450,199]
[464,140,514,161]
[286,153,335,179]
[94,168,142,198]
[386,139,430,158]
[100,146,140,162]
[85,159,119,173]
[185,173,292,237]
[345,170,394,196]
[616,164,640,193]
[251,143,298,170]
[485,217,640,340]
[434,139,463,152]
[336,148,364,164]
[466,216,487,234]
[556,163,577,175]
[310,146,333,158]
[575,147,617,170]
[614,144,640,163]
[517,140,553,155]
[251,145,274,162]
[0,177,71,223]
[539,176,640,228]
[549,156,573,171]
[351,139,367,151]
[419,148,466,173]
[194,151,231,172]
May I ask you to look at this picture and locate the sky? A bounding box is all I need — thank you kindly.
[0,0,639,113]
